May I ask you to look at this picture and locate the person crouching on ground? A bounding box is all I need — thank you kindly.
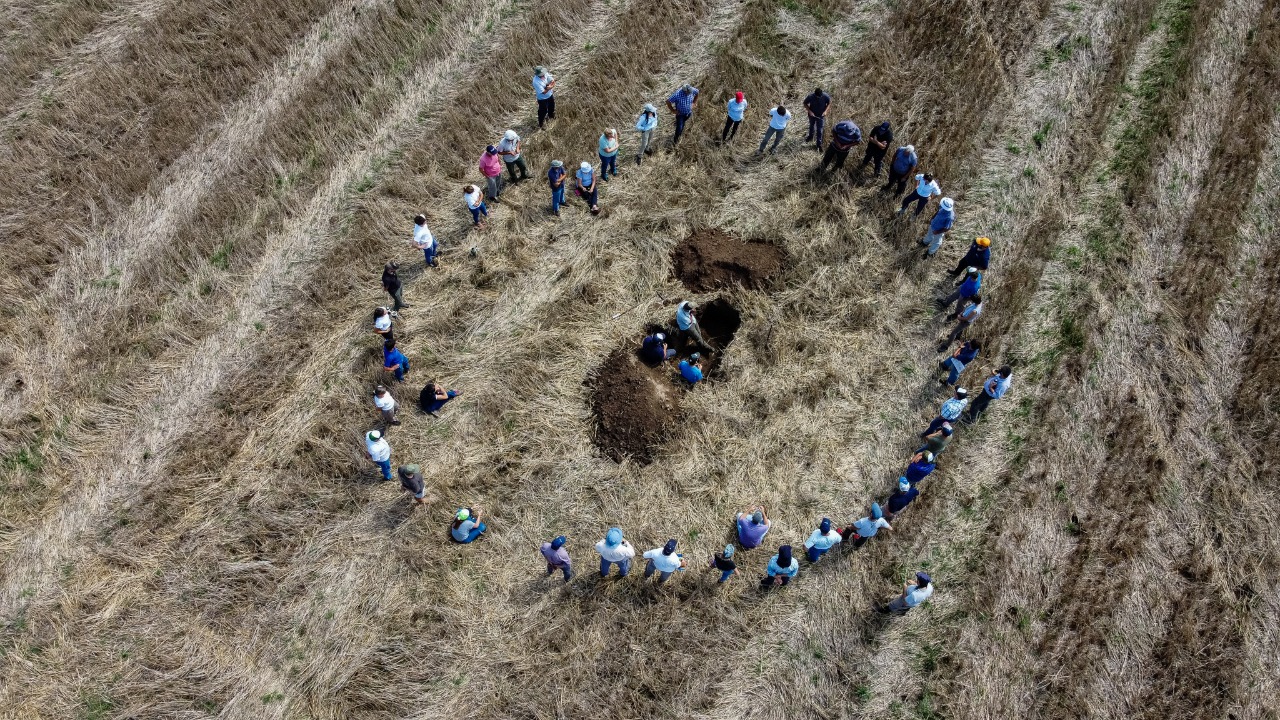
[884,572,934,614]
[736,506,771,549]
[641,331,676,365]
[451,507,486,543]
[674,300,714,354]
[420,379,462,417]
[575,161,599,215]
[679,352,704,386]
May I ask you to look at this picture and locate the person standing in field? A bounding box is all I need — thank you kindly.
[463,184,487,228]
[373,306,395,346]
[595,527,636,577]
[412,214,438,268]
[398,463,426,506]
[950,236,992,278]
[965,365,1012,422]
[532,66,556,129]
[451,507,486,543]
[364,430,393,481]
[885,477,919,520]
[803,517,843,562]
[841,503,892,547]
[904,450,937,485]
[674,300,713,354]
[709,545,738,583]
[859,121,893,176]
[540,535,573,582]
[678,352,704,386]
[723,91,747,142]
[479,145,503,204]
[666,84,699,146]
[641,331,675,364]
[420,379,462,417]
[943,267,983,317]
[899,173,941,217]
[382,339,410,383]
[757,104,792,155]
[884,572,934,614]
[575,161,599,215]
[919,423,953,457]
[497,129,529,182]
[547,159,567,216]
[642,538,685,584]
[762,544,799,589]
[635,104,659,164]
[373,384,399,428]
[736,506,771,549]
[381,261,406,310]
[820,117,862,172]
[802,87,831,150]
[940,339,981,387]
[921,197,955,257]
[598,128,620,181]
[941,294,984,348]
[882,144,918,196]
[921,388,968,437]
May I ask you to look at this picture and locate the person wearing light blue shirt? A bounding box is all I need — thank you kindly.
[598,128,620,180]
[843,503,892,547]
[723,91,747,141]
[965,365,1012,421]
[674,300,713,353]
[635,104,659,164]
[575,161,599,214]
[763,545,799,588]
[803,518,843,562]
[532,66,556,128]
[885,572,934,613]
[678,354,704,385]
[921,197,955,257]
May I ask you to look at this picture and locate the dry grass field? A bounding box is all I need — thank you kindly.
[2,0,1279,717]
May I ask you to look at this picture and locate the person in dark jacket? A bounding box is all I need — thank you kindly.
[381,261,407,311]
[820,118,862,171]
[420,379,462,417]
[939,339,982,387]
[904,451,937,485]
[950,236,992,277]
[641,332,675,365]
[398,464,426,506]
[859,121,893,175]
[885,477,919,519]
[802,87,832,150]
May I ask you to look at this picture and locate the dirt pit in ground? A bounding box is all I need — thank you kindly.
[589,298,742,463]
[671,229,785,292]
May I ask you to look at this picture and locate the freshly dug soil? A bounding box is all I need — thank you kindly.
[671,229,785,292]
[588,350,683,464]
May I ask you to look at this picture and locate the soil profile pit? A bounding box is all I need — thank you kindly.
[671,229,785,292]
[588,297,742,464]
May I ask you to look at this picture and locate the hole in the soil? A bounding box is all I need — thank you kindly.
[695,298,741,374]
[671,229,785,292]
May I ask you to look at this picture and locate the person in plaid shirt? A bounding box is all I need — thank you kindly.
[666,84,700,146]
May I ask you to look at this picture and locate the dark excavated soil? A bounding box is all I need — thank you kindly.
[671,229,785,292]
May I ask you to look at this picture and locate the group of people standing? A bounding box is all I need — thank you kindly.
[352,66,1022,613]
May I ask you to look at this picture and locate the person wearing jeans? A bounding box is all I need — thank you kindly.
[757,104,791,154]
[420,380,461,417]
[532,66,556,128]
[547,159,567,215]
[803,518,842,562]
[921,197,955,257]
[709,545,737,583]
[540,536,573,582]
[383,339,410,383]
[666,84,699,145]
[479,145,503,203]
[364,430,392,481]
[635,104,658,164]
[450,507,486,543]
[899,173,941,217]
[463,184,487,227]
[883,144,918,195]
[723,91,747,141]
[412,214,438,267]
[940,339,981,386]
[642,539,684,584]
[595,527,635,577]
[598,128,619,180]
[575,161,599,214]
[943,268,983,317]
[802,87,831,150]
[965,366,1012,422]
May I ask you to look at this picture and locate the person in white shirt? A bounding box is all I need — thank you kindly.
[496,129,530,182]
[757,104,792,154]
[373,384,398,428]
[642,538,685,584]
[803,517,843,562]
[595,527,636,577]
[412,214,438,267]
[886,572,935,613]
[898,172,941,217]
[373,306,394,345]
[463,184,487,228]
[364,430,392,481]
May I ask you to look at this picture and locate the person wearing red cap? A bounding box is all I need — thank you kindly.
[723,91,747,142]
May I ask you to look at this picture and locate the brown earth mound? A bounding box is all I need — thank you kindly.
[671,229,785,292]
[588,350,682,464]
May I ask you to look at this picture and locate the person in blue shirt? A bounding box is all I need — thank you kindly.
[904,451,937,485]
[641,332,675,365]
[532,66,556,128]
[882,144,918,195]
[920,197,955,257]
[885,477,919,520]
[450,507,486,543]
[840,503,892,547]
[666,84,699,146]
[723,91,747,142]
[383,339,409,383]
[950,236,992,277]
[942,267,983,317]
[679,353,704,385]
[575,161,599,215]
[965,365,1013,421]
[762,544,799,589]
[598,128,620,181]
[821,118,862,171]
[635,104,659,164]
[940,339,982,386]
[803,518,843,562]
[547,159,567,216]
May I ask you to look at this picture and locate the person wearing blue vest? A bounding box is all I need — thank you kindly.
[679,353,704,385]
[943,267,983,317]
[921,197,955,257]
[882,144,918,195]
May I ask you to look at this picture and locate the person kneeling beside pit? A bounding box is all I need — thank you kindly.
[678,353,704,386]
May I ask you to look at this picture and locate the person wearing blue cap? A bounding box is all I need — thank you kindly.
[540,535,573,582]
[595,527,635,577]
[762,544,799,588]
[841,503,892,547]
[450,507,486,543]
[939,339,981,387]
[735,505,771,549]
[885,572,934,613]
[642,539,685,584]
[708,545,738,583]
[803,518,843,562]
[641,331,676,365]
[904,451,937,485]
[678,353,704,385]
[885,477,919,520]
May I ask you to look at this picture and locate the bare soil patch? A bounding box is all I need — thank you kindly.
[671,229,785,292]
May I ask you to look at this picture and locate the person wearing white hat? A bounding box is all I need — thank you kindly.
[885,571,934,613]
[532,66,556,128]
[885,477,920,520]
[547,159,568,216]
[575,161,599,214]
[497,129,529,182]
[920,197,955,257]
[364,430,392,481]
[641,331,675,364]
[635,104,659,164]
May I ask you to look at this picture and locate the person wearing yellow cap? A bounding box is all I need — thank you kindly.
[949,236,992,278]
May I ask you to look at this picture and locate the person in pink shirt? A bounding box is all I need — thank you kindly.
[479,145,503,203]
